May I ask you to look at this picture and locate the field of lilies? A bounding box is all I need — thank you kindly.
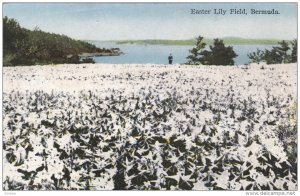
[3,63,297,190]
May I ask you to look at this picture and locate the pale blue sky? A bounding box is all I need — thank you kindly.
[3,3,298,40]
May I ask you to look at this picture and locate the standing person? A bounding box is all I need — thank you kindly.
[168,53,173,64]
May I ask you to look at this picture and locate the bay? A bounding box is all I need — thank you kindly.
[89,41,275,65]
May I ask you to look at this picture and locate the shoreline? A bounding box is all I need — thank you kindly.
[79,47,124,58]
[79,51,124,58]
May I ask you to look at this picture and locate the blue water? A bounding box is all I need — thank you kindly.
[89,41,275,65]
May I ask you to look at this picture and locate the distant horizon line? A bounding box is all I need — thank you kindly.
[82,37,296,42]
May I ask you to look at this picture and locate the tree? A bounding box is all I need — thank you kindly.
[247,49,265,64]
[263,48,282,64]
[273,40,290,63]
[3,17,25,54]
[3,16,114,66]
[248,40,297,64]
[201,39,237,65]
[3,16,29,66]
[186,36,206,65]
[291,39,297,63]
[186,37,238,65]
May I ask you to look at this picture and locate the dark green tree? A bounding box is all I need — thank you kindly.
[273,40,290,63]
[3,16,29,66]
[291,39,297,63]
[3,16,115,66]
[247,49,265,64]
[263,49,281,64]
[3,17,25,54]
[201,39,238,65]
[186,36,206,65]
[248,40,297,64]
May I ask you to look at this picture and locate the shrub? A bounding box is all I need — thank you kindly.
[186,36,237,65]
[248,40,297,64]
[80,57,95,64]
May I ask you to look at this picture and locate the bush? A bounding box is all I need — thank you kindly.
[186,36,237,65]
[80,57,95,64]
[248,40,297,64]
[291,39,297,63]
[247,49,265,64]
[201,39,237,65]
[186,36,206,65]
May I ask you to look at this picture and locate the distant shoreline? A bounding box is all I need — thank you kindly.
[114,38,285,46]
[79,51,123,58]
[84,37,289,46]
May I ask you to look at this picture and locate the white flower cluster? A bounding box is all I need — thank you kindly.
[3,63,297,190]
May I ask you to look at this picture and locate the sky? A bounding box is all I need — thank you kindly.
[3,3,298,41]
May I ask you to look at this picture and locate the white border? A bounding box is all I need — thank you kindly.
[0,1,299,196]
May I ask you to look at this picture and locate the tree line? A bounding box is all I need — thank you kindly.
[247,40,297,64]
[3,16,111,66]
[186,36,297,65]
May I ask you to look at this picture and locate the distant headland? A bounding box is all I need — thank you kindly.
[113,37,286,46]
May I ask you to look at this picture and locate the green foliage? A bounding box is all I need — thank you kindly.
[248,40,297,64]
[274,40,291,63]
[203,39,238,65]
[81,57,95,64]
[3,17,26,55]
[186,36,206,65]
[3,17,29,66]
[186,37,238,66]
[3,16,105,66]
[65,55,80,64]
[291,39,297,63]
[248,49,265,64]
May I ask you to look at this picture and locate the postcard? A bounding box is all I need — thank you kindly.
[2,2,298,192]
